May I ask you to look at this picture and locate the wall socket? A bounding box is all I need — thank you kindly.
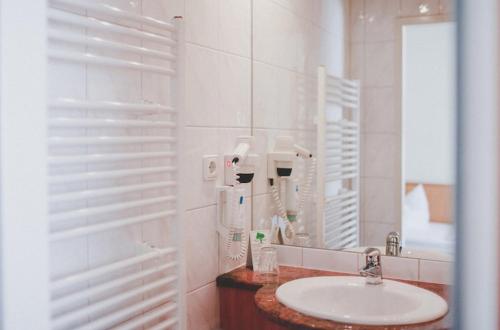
[203,155,218,181]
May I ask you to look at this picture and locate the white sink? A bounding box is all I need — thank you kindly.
[276,276,448,326]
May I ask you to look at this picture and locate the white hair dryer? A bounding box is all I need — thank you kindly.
[217,136,258,261]
[267,136,315,244]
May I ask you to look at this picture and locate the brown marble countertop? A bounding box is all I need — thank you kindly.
[216,266,452,330]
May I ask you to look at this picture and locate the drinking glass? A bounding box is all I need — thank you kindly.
[257,246,279,283]
[294,233,311,247]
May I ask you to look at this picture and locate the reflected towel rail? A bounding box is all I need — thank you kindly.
[317,66,360,249]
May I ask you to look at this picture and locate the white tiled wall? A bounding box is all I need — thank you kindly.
[186,282,220,330]
[181,1,253,329]
[350,0,453,245]
[277,245,453,284]
[180,1,347,329]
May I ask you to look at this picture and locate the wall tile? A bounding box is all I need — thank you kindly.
[142,0,184,20]
[185,44,219,127]
[276,245,303,266]
[400,0,440,17]
[186,282,220,330]
[363,133,397,178]
[302,249,359,274]
[183,127,219,210]
[307,24,324,75]
[363,177,399,224]
[359,196,366,244]
[218,53,251,127]
[252,62,280,129]
[419,260,452,284]
[186,46,251,128]
[271,0,320,25]
[310,0,323,24]
[275,69,299,129]
[363,222,399,246]
[349,42,364,82]
[219,0,251,57]
[270,0,296,13]
[381,255,419,280]
[349,0,365,43]
[186,0,219,48]
[365,0,399,42]
[184,206,219,292]
[362,87,397,133]
[252,62,297,129]
[253,0,298,70]
[364,41,395,87]
[297,22,318,75]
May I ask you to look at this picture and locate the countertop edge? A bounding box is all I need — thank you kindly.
[216,271,263,291]
[217,266,452,330]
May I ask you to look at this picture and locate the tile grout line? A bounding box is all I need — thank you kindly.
[250,0,255,231]
[187,280,217,295]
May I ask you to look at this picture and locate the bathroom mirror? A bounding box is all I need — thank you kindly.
[251,1,455,261]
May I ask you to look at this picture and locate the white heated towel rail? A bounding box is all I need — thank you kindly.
[48,1,181,329]
[316,67,360,249]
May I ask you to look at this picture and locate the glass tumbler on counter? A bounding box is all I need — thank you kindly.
[257,246,279,284]
[294,233,311,247]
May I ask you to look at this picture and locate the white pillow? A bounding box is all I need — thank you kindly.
[403,185,431,245]
[405,184,429,214]
[404,184,430,226]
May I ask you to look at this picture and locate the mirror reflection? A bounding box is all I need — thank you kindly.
[401,21,455,260]
[251,2,456,262]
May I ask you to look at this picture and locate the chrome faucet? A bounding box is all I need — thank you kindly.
[386,231,402,256]
[359,247,383,285]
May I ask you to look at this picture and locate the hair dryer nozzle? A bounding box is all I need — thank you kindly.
[294,144,312,159]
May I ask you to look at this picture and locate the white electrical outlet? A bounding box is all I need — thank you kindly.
[203,155,218,181]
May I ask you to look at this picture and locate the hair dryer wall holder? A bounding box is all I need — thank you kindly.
[217,185,249,262]
[216,186,231,239]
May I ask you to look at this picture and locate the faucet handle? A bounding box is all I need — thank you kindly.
[386,231,402,256]
[363,247,381,267]
[361,247,383,285]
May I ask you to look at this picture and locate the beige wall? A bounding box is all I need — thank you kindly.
[348,0,453,245]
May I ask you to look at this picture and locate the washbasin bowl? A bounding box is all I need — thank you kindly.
[275,276,448,326]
